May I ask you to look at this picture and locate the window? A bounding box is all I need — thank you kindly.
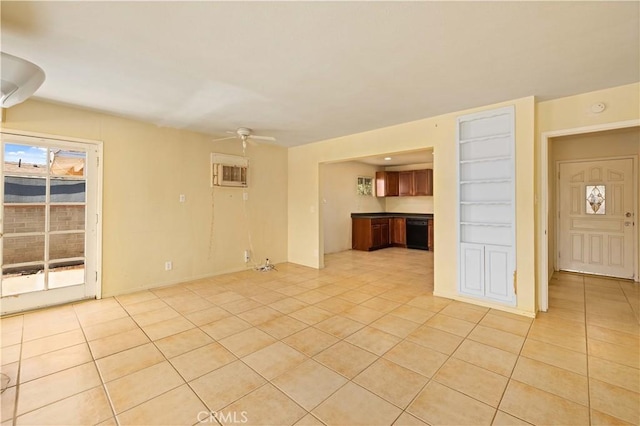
[586,185,605,214]
[357,176,373,196]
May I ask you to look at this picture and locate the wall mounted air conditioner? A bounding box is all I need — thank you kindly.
[211,153,248,187]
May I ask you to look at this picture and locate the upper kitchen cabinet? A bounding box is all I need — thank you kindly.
[398,169,433,196]
[415,169,433,196]
[398,171,413,196]
[376,171,399,197]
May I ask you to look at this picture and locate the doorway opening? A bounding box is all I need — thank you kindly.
[540,124,639,311]
[1,131,102,315]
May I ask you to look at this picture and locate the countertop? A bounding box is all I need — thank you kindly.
[351,212,433,219]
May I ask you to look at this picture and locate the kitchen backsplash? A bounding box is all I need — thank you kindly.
[385,196,433,213]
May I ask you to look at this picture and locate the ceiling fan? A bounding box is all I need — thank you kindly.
[212,127,276,151]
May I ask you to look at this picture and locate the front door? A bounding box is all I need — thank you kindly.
[1,132,101,315]
[558,158,635,279]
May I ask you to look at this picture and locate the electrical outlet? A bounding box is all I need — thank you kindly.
[179,194,186,203]
[244,250,250,263]
[165,261,172,271]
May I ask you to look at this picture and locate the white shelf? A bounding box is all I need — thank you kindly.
[460,178,511,185]
[458,132,511,144]
[460,201,511,205]
[460,222,511,228]
[460,240,511,248]
[459,156,511,164]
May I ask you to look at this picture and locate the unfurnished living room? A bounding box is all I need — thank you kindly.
[0,2,639,425]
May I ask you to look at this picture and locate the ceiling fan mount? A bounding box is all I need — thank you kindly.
[235,127,253,138]
[212,127,277,149]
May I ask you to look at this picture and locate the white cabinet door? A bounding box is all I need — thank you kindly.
[460,243,485,297]
[484,244,515,304]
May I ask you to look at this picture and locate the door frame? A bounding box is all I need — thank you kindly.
[555,156,637,278]
[538,119,640,312]
[0,128,103,308]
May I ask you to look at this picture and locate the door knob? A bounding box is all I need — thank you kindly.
[626,212,633,217]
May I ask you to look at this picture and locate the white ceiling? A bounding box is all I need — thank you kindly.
[356,150,433,167]
[1,2,638,147]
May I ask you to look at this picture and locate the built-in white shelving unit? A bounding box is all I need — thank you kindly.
[457,106,516,305]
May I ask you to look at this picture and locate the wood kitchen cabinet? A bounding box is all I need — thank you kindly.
[415,169,433,196]
[397,169,433,196]
[398,172,413,196]
[390,217,406,246]
[352,218,391,251]
[428,218,434,250]
[375,171,399,197]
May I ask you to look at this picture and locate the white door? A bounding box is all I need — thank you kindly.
[558,158,635,279]
[1,133,101,314]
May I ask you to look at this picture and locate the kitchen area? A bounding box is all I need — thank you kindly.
[320,150,434,256]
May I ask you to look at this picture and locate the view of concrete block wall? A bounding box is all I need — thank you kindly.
[3,205,85,265]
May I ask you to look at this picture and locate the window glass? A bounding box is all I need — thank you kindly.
[3,143,47,176]
[50,179,86,203]
[50,149,86,177]
[4,176,46,203]
[357,176,373,196]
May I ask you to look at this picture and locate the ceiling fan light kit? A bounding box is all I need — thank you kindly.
[0,51,46,108]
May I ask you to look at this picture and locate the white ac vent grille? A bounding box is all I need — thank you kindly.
[211,153,248,187]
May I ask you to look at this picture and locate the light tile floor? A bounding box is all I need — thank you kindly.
[1,248,639,425]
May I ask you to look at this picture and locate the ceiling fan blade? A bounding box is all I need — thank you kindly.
[212,135,237,142]
[249,135,276,142]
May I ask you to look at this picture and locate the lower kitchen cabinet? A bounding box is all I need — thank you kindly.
[428,219,434,250]
[390,217,406,247]
[352,218,391,251]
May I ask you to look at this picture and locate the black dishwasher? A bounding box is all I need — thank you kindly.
[406,219,429,250]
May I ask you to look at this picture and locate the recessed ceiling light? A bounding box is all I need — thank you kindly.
[384,157,392,161]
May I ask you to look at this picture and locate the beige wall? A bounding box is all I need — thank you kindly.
[537,83,640,289]
[320,161,385,254]
[3,99,288,297]
[385,196,433,214]
[289,96,537,316]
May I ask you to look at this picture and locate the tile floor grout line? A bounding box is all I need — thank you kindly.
[9,313,25,426]
[378,298,465,425]
[11,305,118,424]
[75,299,121,425]
[85,296,184,423]
[490,302,537,426]
[418,306,512,424]
[112,293,227,424]
[582,275,594,426]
